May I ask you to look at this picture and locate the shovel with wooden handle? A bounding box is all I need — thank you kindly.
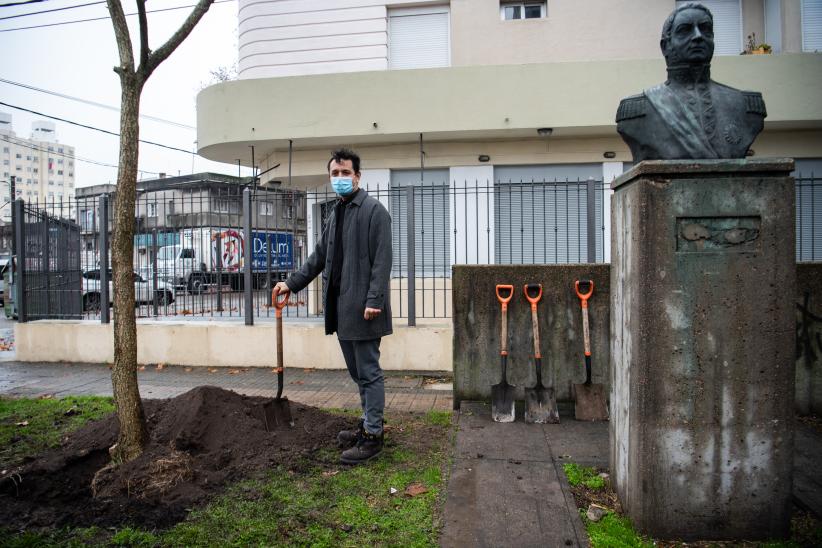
[573,280,609,421]
[524,284,559,424]
[256,288,295,430]
[491,284,516,423]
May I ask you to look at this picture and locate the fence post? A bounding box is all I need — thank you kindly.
[13,199,26,323]
[586,177,597,263]
[152,229,159,317]
[99,194,110,324]
[406,185,416,326]
[215,231,223,312]
[243,188,253,326]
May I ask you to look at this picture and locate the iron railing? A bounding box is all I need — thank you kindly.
[12,173,822,322]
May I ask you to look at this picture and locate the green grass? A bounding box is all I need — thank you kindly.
[163,421,449,547]
[562,462,605,490]
[1,400,453,547]
[583,511,654,548]
[0,395,114,468]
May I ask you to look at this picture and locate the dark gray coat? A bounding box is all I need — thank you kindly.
[285,189,393,340]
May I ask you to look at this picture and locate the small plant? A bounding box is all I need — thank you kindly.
[746,33,772,54]
[563,463,605,490]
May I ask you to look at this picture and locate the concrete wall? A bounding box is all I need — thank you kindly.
[797,262,822,415]
[15,320,451,372]
[452,264,610,405]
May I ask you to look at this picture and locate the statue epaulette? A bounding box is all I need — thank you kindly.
[744,91,767,117]
[616,95,647,123]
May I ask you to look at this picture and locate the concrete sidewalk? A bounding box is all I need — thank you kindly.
[0,361,454,413]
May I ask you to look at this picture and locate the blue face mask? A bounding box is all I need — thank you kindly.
[331,177,354,196]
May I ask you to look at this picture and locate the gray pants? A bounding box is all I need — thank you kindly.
[339,338,384,435]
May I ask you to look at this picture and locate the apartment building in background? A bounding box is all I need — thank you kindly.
[0,112,76,222]
[197,0,822,274]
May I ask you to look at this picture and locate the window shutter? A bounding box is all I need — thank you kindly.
[389,9,450,70]
[390,170,450,277]
[676,0,742,56]
[803,0,822,51]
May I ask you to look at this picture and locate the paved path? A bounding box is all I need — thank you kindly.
[441,402,601,548]
[0,361,454,413]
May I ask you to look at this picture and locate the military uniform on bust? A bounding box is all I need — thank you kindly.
[615,2,767,161]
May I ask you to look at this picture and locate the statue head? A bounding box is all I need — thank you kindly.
[660,3,715,66]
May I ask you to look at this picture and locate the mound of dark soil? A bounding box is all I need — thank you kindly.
[0,386,352,531]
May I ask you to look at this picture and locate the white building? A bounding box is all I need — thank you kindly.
[196,0,822,291]
[0,113,76,221]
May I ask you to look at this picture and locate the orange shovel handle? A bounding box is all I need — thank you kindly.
[575,279,594,308]
[271,288,290,318]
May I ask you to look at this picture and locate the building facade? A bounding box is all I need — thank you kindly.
[0,113,76,221]
[196,0,822,273]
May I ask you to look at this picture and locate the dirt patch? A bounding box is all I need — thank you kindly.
[0,386,359,531]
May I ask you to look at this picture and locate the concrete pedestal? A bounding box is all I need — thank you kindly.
[609,159,796,540]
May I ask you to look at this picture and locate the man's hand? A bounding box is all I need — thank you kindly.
[272,281,290,298]
[364,307,381,320]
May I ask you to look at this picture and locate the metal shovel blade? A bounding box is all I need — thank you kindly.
[524,385,559,424]
[573,383,609,421]
[491,382,516,423]
[256,397,295,431]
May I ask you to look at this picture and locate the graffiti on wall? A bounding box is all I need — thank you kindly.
[797,292,822,367]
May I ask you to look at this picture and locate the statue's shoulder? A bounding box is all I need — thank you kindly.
[616,93,648,123]
[712,82,767,116]
[742,90,767,117]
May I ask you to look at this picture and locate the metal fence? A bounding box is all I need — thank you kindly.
[12,173,822,323]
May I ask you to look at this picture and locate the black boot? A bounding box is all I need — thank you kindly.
[340,430,383,465]
[337,419,364,449]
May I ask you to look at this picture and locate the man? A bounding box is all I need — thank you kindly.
[616,2,766,161]
[272,148,392,465]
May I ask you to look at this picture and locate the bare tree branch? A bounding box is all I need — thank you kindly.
[137,0,149,72]
[144,0,214,78]
[105,0,135,77]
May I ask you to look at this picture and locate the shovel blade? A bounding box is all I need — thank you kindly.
[524,386,560,424]
[491,383,516,423]
[573,383,609,421]
[255,398,295,431]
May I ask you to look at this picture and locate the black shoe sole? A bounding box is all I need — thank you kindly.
[339,450,382,465]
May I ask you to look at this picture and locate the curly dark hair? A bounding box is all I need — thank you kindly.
[327,148,361,174]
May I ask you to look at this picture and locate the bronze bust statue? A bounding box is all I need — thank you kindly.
[616,3,766,161]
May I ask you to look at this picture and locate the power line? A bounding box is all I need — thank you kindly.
[0,1,103,21]
[1,135,160,175]
[0,0,233,32]
[0,78,195,129]
[0,101,196,155]
[0,0,47,8]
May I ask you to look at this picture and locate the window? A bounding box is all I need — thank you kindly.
[15,166,21,171]
[58,147,63,153]
[284,205,294,219]
[258,201,274,216]
[501,2,546,20]
[26,167,31,172]
[32,167,37,173]
[58,170,63,175]
[388,6,450,70]
[58,159,64,164]
[803,0,822,51]
[180,248,196,259]
[49,180,55,185]
[675,0,741,55]
[2,147,7,153]
[26,155,31,161]
[147,202,157,217]
[47,146,53,152]
[215,199,231,213]
[26,179,32,184]
[2,160,6,165]
[15,153,21,159]
[167,200,175,215]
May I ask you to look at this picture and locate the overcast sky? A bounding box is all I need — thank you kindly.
[0,0,251,187]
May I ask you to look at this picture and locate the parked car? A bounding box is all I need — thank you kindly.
[0,256,9,306]
[82,269,175,311]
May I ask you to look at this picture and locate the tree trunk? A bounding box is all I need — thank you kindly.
[110,74,147,463]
